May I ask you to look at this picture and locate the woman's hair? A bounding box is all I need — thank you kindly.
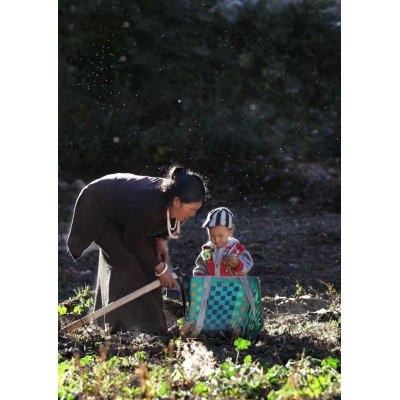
[158,164,210,205]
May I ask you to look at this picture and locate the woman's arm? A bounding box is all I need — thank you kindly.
[154,262,175,289]
[123,206,165,269]
[154,238,169,264]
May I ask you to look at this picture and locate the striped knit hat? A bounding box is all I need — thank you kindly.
[202,207,234,229]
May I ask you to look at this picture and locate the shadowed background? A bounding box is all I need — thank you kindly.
[59,0,341,202]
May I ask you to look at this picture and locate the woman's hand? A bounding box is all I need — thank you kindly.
[155,241,169,263]
[154,262,176,289]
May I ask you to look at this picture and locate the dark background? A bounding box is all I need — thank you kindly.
[58,0,341,201]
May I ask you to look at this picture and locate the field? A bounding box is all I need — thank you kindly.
[58,157,341,399]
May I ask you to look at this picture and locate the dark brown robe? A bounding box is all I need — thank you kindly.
[67,173,172,334]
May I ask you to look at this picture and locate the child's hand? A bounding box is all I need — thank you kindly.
[226,254,238,268]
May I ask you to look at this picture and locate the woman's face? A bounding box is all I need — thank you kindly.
[171,197,203,222]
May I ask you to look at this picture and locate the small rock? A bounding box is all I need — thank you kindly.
[298,294,312,299]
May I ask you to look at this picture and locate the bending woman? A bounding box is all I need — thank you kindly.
[66,165,209,334]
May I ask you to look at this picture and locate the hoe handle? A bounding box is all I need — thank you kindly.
[60,271,178,334]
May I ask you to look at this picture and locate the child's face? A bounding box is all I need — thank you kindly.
[207,226,233,248]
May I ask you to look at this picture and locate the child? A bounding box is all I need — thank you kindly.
[193,207,254,277]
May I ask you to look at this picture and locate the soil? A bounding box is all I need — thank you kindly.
[58,156,341,371]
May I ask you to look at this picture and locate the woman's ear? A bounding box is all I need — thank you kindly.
[173,197,181,207]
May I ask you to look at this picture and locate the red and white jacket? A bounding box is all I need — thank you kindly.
[193,237,254,277]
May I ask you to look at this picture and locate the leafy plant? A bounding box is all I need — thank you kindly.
[295,280,304,298]
[58,305,67,316]
[58,329,341,399]
[325,282,341,312]
[234,337,251,364]
[71,285,93,316]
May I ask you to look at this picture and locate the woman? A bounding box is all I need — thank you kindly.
[67,164,210,334]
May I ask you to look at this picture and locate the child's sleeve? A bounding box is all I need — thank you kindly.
[193,251,208,276]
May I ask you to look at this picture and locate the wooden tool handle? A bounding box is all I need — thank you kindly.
[60,272,177,334]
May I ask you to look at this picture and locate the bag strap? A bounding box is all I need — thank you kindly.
[239,276,258,342]
[189,276,212,338]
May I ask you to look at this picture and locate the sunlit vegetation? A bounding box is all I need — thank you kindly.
[59,336,340,399]
[58,283,341,399]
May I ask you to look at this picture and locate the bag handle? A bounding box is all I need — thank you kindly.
[239,276,259,342]
[188,276,212,338]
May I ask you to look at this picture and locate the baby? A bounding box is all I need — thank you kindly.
[193,207,254,277]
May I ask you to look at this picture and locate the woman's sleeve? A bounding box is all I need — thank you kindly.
[123,206,162,269]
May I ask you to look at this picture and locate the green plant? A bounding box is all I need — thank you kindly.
[58,335,341,399]
[58,353,142,399]
[58,305,67,316]
[73,285,92,300]
[71,285,93,316]
[268,356,341,400]
[234,337,251,364]
[295,280,303,298]
[326,282,341,312]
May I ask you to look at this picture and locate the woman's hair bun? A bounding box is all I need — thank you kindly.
[158,163,209,203]
[169,165,187,179]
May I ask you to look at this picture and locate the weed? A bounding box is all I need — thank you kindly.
[319,280,341,312]
[234,337,251,364]
[58,285,93,317]
[295,280,304,298]
[58,305,67,316]
[59,339,341,399]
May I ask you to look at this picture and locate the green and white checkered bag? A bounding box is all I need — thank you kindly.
[184,276,263,341]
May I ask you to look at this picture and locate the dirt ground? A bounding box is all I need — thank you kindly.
[58,156,341,368]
